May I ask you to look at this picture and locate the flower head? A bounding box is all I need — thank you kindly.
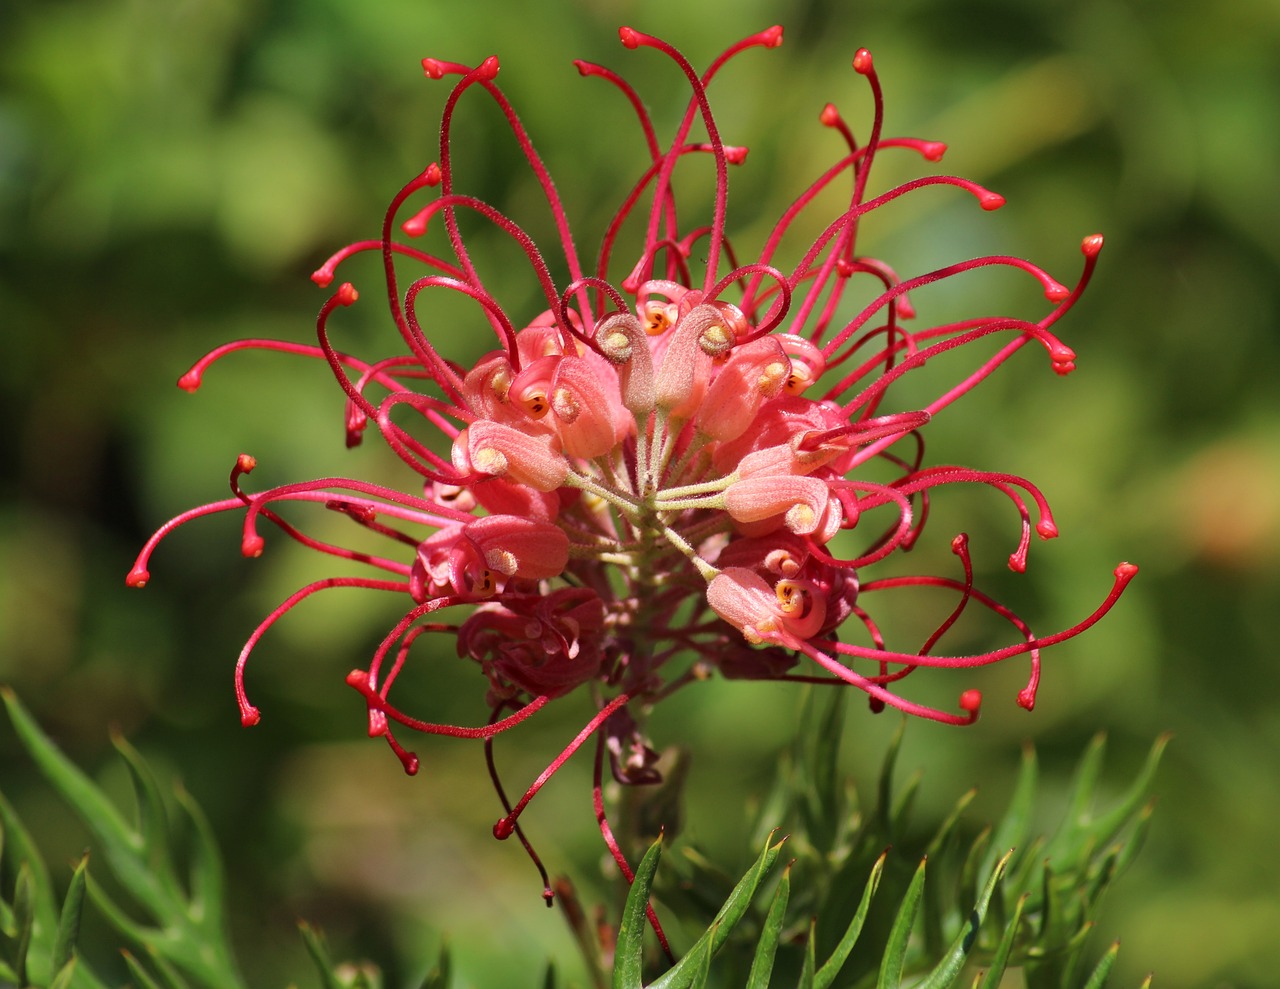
[131,27,1134,899]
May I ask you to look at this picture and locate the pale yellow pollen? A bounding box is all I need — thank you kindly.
[759,360,789,392]
[472,446,509,475]
[484,548,519,576]
[745,614,782,644]
[488,367,512,403]
[552,386,580,422]
[785,503,817,532]
[603,330,632,359]
[700,323,733,356]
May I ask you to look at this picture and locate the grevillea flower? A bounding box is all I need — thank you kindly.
[130,26,1135,904]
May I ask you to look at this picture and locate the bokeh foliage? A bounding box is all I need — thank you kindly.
[3,0,1279,986]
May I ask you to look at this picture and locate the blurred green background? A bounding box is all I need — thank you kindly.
[3,0,1278,985]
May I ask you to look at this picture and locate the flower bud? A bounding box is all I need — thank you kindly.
[456,421,570,492]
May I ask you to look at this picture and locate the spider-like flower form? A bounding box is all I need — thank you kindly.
[130,26,1134,901]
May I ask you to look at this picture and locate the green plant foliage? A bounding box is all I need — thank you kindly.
[651,690,1167,988]
[2,687,1162,988]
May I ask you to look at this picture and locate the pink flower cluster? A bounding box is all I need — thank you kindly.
[130,26,1133,887]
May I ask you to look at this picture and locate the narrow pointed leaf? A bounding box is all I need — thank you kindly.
[983,744,1037,881]
[0,776,59,938]
[877,857,926,989]
[874,720,907,836]
[53,853,90,971]
[1078,735,1171,855]
[1084,850,1120,911]
[688,922,717,989]
[49,955,78,989]
[111,731,176,883]
[924,789,977,956]
[83,872,156,945]
[914,849,1013,989]
[649,835,784,989]
[2,691,145,893]
[1112,803,1155,876]
[925,789,977,861]
[13,862,36,988]
[143,948,194,989]
[815,851,886,989]
[804,690,846,852]
[957,827,991,919]
[975,892,1028,989]
[419,942,451,989]
[746,864,791,989]
[796,918,816,989]
[121,952,167,989]
[1043,734,1107,867]
[1081,940,1119,989]
[174,784,228,936]
[299,921,345,989]
[614,836,664,989]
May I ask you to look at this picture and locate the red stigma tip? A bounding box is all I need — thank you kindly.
[573,59,594,77]
[820,103,840,126]
[922,141,947,161]
[1008,554,1027,574]
[493,818,515,839]
[1044,282,1071,302]
[1052,360,1076,376]
[126,568,149,588]
[761,25,784,47]
[542,887,556,907]
[242,535,265,558]
[835,258,856,277]
[402,754,420,776]
[852,48,873,74]
[1082,233,1105,257]
[310,268,334,288]
[176,370,202,393]
[1036,519,1059,539]
[237,453,257,473]
[960,689,982,714]
[724,145,749,165]
[240,707,261,727]
[1116,561,1139,579]
[1016,686,1037,711]
[618,26,640,49]
[979,192,1006,211]
[422,58,446,79]
[402,216,427,237]
[478,56,500,79]
[423,162,443,186]
[336,282,359,306]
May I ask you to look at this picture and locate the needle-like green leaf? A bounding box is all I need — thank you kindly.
[877,857,926,989]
